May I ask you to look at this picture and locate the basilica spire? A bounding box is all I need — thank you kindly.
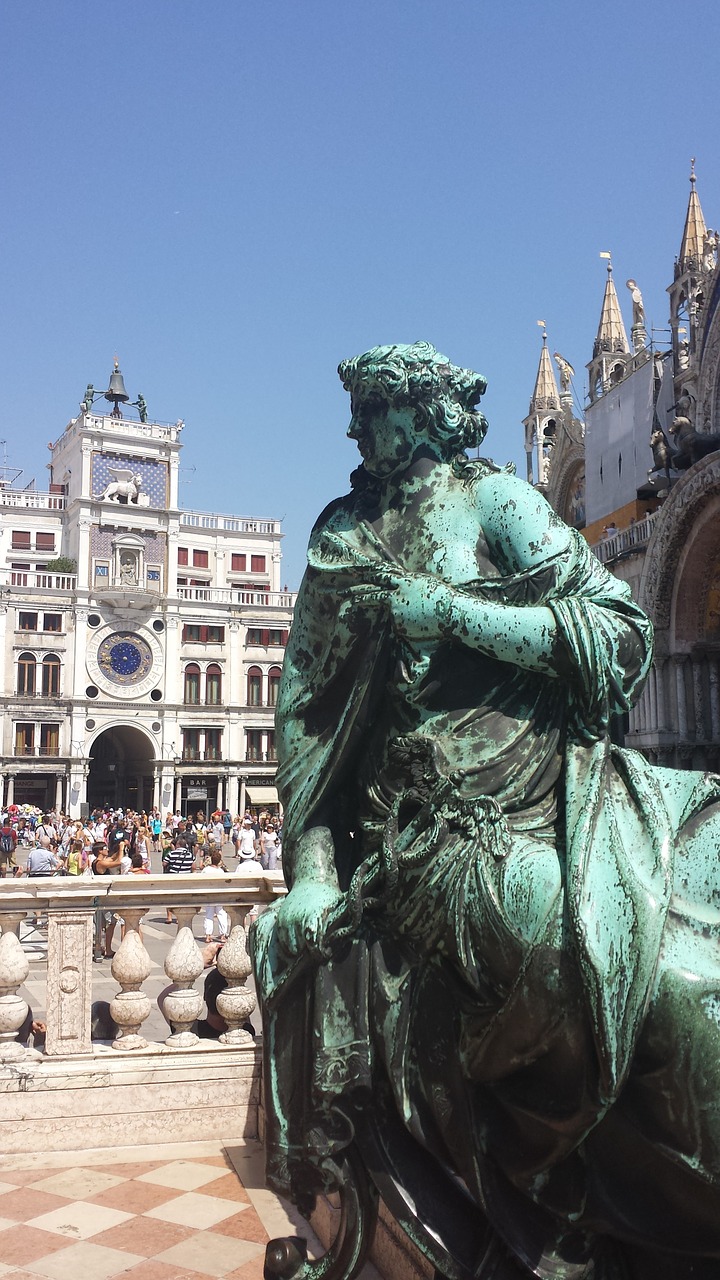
[523,326,560,486]
[587,255,630,403]
[678,158,707,272]
[528,329,560,414]
[593,257,630,358]
[668,159,716,387]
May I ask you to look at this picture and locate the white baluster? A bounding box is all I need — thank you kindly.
[109,909,153,1050]
[216,907,256,1046]
[0,913,37,1061]
[163,907,203,1047]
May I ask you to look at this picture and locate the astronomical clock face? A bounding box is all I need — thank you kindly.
[86,625,164,699]
[97,632,154,685]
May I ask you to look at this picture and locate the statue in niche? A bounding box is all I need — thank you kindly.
[94,468,143,504]
[254,343,720,1280]
[118,552,139,586]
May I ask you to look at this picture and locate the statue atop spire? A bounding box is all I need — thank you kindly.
[626,278,648,354]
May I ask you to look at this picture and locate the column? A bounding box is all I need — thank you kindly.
[0,775,5,809]
[153,769,160,811]
[55,775,63,812]
[174,775,182,813]
[655,660,666,733]
[6,777,14,806]
[648,668,657,735]
[693,658,705,741]
[709,660,720,741]
[160,767,174,817]
[675,658,688,740]
[636,686,646,734]
[228,772,239,817]
[67,763,88,819]
[216,777,223,810]
[239,777,247,816]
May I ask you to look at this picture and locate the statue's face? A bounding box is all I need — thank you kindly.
[347,389,419,479]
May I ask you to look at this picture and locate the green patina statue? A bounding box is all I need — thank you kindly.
[253,343,720,1280]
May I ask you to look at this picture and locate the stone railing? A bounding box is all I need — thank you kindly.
[0,873,285,1152]
[179,512,281,534]
[0,489,67,510]
[177,586,296,607]
[4,570,77,591]
[591,510,658,564]
[48,415,182,460]
[0,874,283,1060]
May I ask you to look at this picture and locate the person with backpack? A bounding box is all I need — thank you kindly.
[0,820,17,877]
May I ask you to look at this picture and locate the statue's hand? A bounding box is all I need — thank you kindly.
[358,570,453,640]
[274,880,344,960]
[354,568,456,640]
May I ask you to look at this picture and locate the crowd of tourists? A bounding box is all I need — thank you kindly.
[0,804,282,879]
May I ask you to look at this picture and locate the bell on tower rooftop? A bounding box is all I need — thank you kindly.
[104,358,130,418]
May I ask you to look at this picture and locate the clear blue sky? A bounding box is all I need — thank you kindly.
[2,0,720,588]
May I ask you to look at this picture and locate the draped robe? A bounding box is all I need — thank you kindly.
[253,465,720,1273]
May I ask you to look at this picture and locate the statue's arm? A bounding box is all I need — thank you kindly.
[361,473,649,694]
[272,825,344,959]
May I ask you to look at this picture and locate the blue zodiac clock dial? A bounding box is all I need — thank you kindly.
[96,632,154,686]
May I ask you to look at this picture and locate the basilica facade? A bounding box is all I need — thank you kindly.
[525,164,720,772]
[1,365,294,817]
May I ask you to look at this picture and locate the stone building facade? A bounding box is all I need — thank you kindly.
[1,366,295,816]
[525,164,720,771]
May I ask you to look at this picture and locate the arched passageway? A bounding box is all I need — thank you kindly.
[87,725,156,813]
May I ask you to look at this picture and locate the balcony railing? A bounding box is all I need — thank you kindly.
[6,570,77,591]
[179,512,281,534]
[1,489,66,510]
[177,587,296,607]
[591,510,658,564]
[52,414,181,450]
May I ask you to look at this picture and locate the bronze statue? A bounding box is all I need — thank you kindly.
[254,343,720,1280]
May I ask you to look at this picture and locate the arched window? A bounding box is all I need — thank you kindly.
[17,652,35,695]
[206,664,222,705]
[42,654,61,696]
[247,666,262,706]
[184,663,201,705]
[268,666,282,706]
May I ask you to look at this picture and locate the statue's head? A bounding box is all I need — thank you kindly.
[338,342,488,470]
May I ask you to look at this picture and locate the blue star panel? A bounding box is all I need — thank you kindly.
[91,453,169,508]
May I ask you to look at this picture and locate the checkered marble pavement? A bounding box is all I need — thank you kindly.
[0,1140,313,1279]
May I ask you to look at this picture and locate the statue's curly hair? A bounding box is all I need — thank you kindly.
[338,341,489,459]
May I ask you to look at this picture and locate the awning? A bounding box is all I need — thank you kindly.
[245,786,279,806]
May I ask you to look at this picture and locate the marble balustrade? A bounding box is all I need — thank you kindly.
[0,874,285,1063]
